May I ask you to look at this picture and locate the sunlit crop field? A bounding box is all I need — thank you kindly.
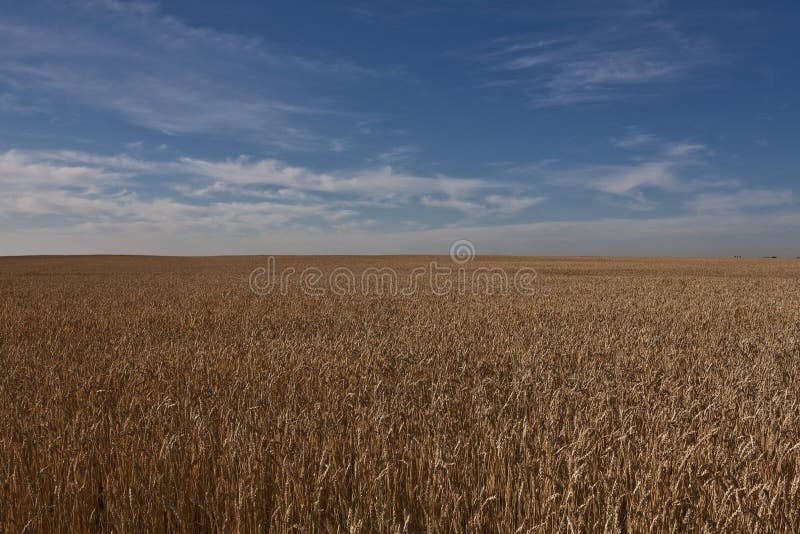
[1,255,799,532]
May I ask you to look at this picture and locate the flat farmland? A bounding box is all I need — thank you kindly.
[1,255,799,532]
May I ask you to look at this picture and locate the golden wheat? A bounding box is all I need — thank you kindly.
[1,255,799,532]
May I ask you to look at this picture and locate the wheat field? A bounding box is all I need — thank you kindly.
[1,255,799,532]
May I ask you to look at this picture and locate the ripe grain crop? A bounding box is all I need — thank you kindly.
[1,255,799,532]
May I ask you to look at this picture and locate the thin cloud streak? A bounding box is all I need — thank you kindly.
[686,189,794,213]
[451,8,718,107]
[0,1,390,149]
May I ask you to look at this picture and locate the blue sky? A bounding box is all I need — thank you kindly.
[1,0,798,256]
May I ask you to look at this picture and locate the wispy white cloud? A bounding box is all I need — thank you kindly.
[420,196,490,215]
[0,149,358,231]
[687,189,793,213]
[418,193,545,217]
[0,1,390,149]
[1,147,796,257]
[551,161,745,211]
[329,139,350,153]
[1,149,544,236]
[485,194,546,214]
[548,160,678,210]
[664,143,709,157]
[505,159,562,175]
[419,192,545,217]
[0,92,44,115]
[177,156,489,199]
[82,0,159,15]
[613,131,710,158]
[560,161,678,196]
[535,132,739,210]
[613,132,658,149]
[0,149,129,188]
[36,150,156,172]
[452,9,717,107]
[375,145,420,163]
